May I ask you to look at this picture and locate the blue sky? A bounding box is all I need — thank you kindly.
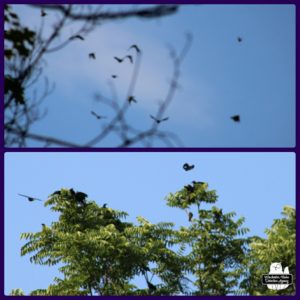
[8,4,295,147]
[4,152,295,294]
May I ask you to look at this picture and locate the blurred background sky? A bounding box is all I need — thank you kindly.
[8,4,295,147]
[5,152,295,294]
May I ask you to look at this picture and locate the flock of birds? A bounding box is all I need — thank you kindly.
[40,8,241,127]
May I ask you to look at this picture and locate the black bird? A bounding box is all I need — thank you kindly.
[69,35,84,41]
[146,279,157,291]
[237,36,243,43]
[70,188,76,196]
[231,115,240,122]
[89,53,96,59]
[52,190,61,196]
[41,223,46,229]
[128,44,141,53]
[102,203,108,208]
[150,115,169,124]
[41,9,47,17]
[75,192,88,204]
[192,181,205,186]
[111,75,118,79]
[91,111,107,120]
[114,55,133,64]
[188,212,193,222]
[184,184,194,192]
[18,193,42,202]
[183,163,194,171]
[128,96,137,104]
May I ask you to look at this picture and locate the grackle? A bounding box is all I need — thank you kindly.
[102,203,108,208]
[150,115,169,124]
[114,55,133,64]
[128,44,141,53]
[91,111,107,120]
[128,96,137,104]
[231,115,240,122]
[188,212,193,222]
[89,53,96,59]
[18,193,42,202]
[184,184,194,192]
[69,35,84,41]
[52,190,61,196]
[183,163,194,171]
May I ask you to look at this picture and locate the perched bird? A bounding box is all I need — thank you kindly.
[183,163,194,171]
[102,203,108,208]
[91,111,107,120]
[52,190,61,196]
[128,44,141,53]
[192,181,205,186]
[41,9,47,17]
[70,188,76,196]
[188,212,193,222]
[114,55,133,64]
[128,96,137,104]
[184,184,194,192]
[111,75,118,79]
[237,36,243,43]
[18,193,42,202]
[69,35,84,41]
[146,279,157,291]
[75,192,88,204]
[231,115,240,122]
[150,115,169,124]
[41,223,46,229]
[89,53,96,59]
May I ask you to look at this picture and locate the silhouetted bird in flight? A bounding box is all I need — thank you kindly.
[183,163,194,171]
[128,96,137,104]
[111,75,118,79]
[18,193,42,202]
[102,203,108,208]
[41,9,47,17]
[91,111,107,120]
[231,115,240,122]
[150,115,169,124]
[188,212,193,222]
[146,279,157,291]
[128,44,141,53]
[89,53,96,59]
[69,35,84,41]
[114,55,133,64]
[237,36,243,43]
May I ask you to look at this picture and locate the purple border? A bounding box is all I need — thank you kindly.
[1,1,298,299]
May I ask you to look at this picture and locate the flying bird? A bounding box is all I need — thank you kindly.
[114,55,133,64]
[91,111,107,120]
[89,53,96,59]
[128,96,137,104]
[150,115,169,124]
[183,163,194,171]
[41,9,47,17]
[18,193,42,202]
[237,36,243,43]
[111,75,118,79]
[128,44,141,53]
[188,212,193,222]
[231,115,240,122]
[69,35,84,41]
